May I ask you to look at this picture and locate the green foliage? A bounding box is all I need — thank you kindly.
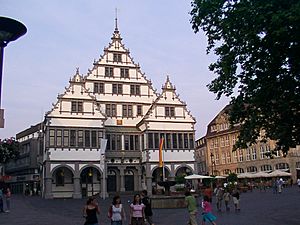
[227,173,238,183]
[175,175,186,184]
[0,138,20,164]
[190,0,300,155]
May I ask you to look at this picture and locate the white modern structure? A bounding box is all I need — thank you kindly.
[42,21,197,198]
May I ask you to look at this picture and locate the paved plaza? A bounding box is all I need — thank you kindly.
[0,186,300,225]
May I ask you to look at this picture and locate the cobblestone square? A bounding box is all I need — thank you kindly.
[0,187,300,225]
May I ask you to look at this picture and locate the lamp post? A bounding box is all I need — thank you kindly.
[0,16,27,128]
[210,153,215,176]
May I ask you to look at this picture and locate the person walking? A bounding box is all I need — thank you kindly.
[4,187,11,213]
[141,190,154,225]
[201,195,217,225]
[129,194,145,225]
[278,178,284,194]
[215,186,224,212]
[297,178,300,190]
[83,197,100,225]
[0,188,4,213]
[223,189,231,211]
[108,195,126,225]
[232,189,240,212]
[185,190,198,225]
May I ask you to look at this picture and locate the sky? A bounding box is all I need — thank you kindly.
[0,0,229,139]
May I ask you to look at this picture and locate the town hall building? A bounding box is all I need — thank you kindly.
[10,21,197,199]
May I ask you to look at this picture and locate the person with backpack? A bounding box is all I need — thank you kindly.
[141,190,154,225]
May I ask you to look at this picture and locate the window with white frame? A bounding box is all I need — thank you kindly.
[246,148,251,161]
[247,166,257,173]
[252,147,257,160]
[260,145,265,159]
[222,152,226,164]
[220,137,225,147]
[235,168,244,174]
[261,164,272,172]
[238,150,243,162]
[214,138,219,148]
[210,140,214,150]
[233,151,238,162]
[225,136,229,146]
[226,151,231,163]
[215,153,220,165]
[120,68,129,78]
[232,135,236,145]
[105,67,114,77]
[275,163,289,170]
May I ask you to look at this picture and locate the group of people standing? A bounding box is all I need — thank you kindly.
[82,190,154,225]
[0,187,11,213]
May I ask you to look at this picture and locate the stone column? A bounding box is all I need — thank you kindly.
[44,161,53,199]
[73,177,82,199]
[145,163,152,196]
[120,167,125,192]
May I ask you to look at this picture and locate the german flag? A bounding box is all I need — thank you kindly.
[159,137,164,167]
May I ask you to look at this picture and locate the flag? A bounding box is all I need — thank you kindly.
[159,137,164,167]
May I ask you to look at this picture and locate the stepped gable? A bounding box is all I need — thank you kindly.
[83,21,158,97]
[141,76,196,123]
[46,68,106,119]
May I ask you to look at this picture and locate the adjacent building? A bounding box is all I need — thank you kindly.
[195,136,208,175]
[203,105,300,181]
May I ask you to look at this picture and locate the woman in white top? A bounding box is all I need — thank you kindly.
[108,195,126,225]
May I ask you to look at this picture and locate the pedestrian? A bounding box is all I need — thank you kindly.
[232,189,240,211]
[203,186,212,203]
[278,178,283,194]
[4,187,11,213]
[0,188,4,213]
[83,197,100,225]
[222,189,230,211]
[129,194,145,225]
[141,190,154,225]
[108,195,126,225]
[215,186,224,211]
[185,190,198,225]
[297,178,300,190]
[201,195,217,225]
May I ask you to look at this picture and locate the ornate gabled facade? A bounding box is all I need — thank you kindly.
[42,22,196,198]
[204,105,300,182]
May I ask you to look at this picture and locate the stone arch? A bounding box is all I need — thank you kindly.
[174,165,194,177]
[80,166,102,197]
[79,164,103,176]
[50,164,75,176]
[51,165,75,198]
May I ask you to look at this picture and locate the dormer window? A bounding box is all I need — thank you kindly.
[165,107,175,117]
[71,101,83,113]
[113,53,122,62]
[105,67,114,77]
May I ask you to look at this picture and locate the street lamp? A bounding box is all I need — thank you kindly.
[0,16,27,128]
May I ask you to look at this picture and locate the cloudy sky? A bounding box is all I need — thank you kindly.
[0,0,229,139]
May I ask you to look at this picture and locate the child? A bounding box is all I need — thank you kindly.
[201,195,217,225]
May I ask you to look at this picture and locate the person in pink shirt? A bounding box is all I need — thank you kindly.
[201,196,217,225]
[129,194,145,225]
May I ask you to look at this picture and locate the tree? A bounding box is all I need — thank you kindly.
[190,0,300,155]
[0,138,20,164]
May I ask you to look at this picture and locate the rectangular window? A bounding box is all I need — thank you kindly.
[130,135,134,150]
[111,134,116,150]
[166,133,171,149]
[113,53,122,62]
[105,67,114,77]
[70,130,76,147]
[178,133,183,148]
[260,145,265,159]
[85,130,90,147]
[78,130,83,147]
[106,104,117,117]
[112,84,123,94]
[137,105,142,116]
[184,134,189,148]
[225,136,229,146]
[49,129,55,146]
[222,152,226,164]
[122,104,133,117]
[106,134,111,151]
[135,135,139,150]
[63,130,69,147]
[165,107,175,117]
[215,153,220,165]
[130,85,141,95]
[238,150,243,162]
[111,104,116,117]
[106,104,111,117]
[148,133,153,149]
[233,151,238,162]
[246,148,251,161]
[94,83,99,93]
[56,130,62,147]
[116,135,121,150]
[226,152,231,163]
[91,131,97,147]
[189,134,194,149]
[125,135,130,150]
[252,147,257,160]
[172,133,178,149]
[120,68,129,78]
[99,83,104,93]
[154,133,159,149]
[220,137,225,147]
[71,101,83,113]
